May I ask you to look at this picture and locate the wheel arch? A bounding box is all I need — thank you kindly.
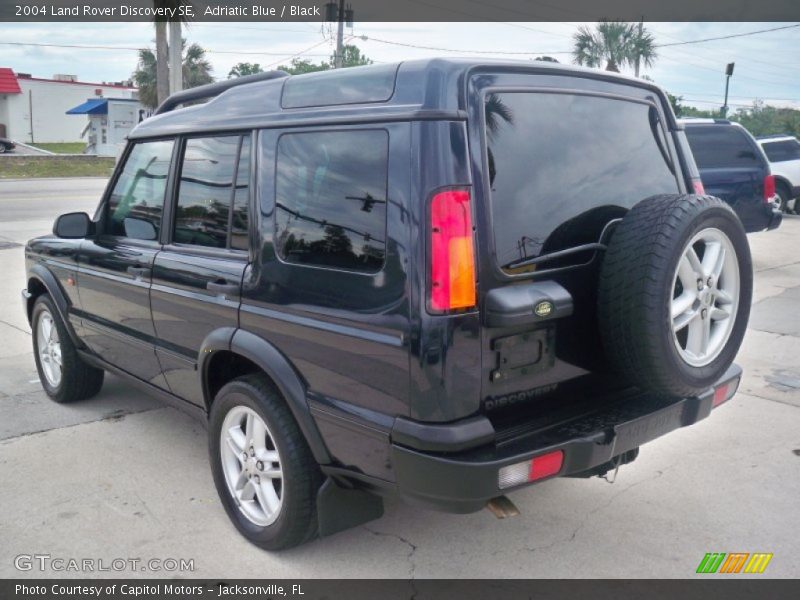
[199,328,332,465]
[773,175,792,196]
[26,265,81,346]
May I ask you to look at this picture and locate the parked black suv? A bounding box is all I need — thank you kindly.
[681,118,782,232]
[24,60,751,550]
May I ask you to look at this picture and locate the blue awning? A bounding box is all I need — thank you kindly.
[66,99,108,115]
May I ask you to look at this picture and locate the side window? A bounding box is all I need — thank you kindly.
[174,135,246,249]
[230,137,251,251]
[275,130,388,272]
[107,140,174,240]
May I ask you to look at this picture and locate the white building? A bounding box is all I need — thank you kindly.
[66,97,148,157]
[0,68,138,144]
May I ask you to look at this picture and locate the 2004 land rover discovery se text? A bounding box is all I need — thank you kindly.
[23,60,751,550]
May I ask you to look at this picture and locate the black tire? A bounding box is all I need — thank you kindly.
[598,194,752,397]
[208,374,323,551]
[775,182,791,214]
[31,294,104,403]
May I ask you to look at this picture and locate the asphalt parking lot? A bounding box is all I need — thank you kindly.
[0,178,798,579]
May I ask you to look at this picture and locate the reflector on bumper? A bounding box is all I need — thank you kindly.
[498,450,564,490]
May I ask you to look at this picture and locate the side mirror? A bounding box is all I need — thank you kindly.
[53,212,93,239]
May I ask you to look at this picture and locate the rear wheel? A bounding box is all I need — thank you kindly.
[208,374,323,550]
[31,295,104,403]
[598,194,752,397]
[775,182,791,213]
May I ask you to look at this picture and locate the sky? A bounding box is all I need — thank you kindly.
[1,21,798,111]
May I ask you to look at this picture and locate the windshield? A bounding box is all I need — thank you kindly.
[485,92,679,272]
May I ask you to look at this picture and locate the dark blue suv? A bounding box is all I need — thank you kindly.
[681,119,782,233]
[24,60,752,550]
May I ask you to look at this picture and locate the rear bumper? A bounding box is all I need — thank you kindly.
[766,206,783,230]
[390,365,742,513]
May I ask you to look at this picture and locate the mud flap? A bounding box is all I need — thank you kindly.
[316,477,384,537]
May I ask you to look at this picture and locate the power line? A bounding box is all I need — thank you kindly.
[655,23,800,47]
[0,40,329,57]
[262,38,334,69]
[356,34,571,55]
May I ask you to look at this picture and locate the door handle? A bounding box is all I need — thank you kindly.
[127,265,151,279]
[207,280,240,296]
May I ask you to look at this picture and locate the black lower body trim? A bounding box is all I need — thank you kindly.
[78,350,207,423]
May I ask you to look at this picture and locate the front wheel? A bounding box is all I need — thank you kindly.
[598,194,752,397]
[31,294,104,403]
[208,375,323,551]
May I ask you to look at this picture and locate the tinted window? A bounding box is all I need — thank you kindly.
[174,135,250,250]
[762,139,800,163]
[108,140,174,240]
[231,137,251,251]
[486,92,678,270]
[684,125,763,169]
[275,130,388,272]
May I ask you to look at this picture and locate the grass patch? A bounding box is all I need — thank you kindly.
[0,156,114,178]
[31,142,87,154]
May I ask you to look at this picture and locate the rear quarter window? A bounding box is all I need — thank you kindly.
[274,129,388,273]
[485,92,679,271]
[684,125,764,169]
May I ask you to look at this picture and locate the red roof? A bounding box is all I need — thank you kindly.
[0,68,22,94]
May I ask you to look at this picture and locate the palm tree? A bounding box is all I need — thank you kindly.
[183,42,213,88]
[133,41,212,109]
[485,93,514,185]
[572,20,656,73]
[133,48,158,109]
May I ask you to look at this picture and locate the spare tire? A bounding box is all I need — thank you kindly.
[598,194,752,397]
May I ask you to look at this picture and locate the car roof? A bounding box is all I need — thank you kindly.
[677,118,734,125]
[129,58,673,140]
[756,134,797,143]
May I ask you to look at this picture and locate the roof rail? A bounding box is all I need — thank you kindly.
[154,70,289,115]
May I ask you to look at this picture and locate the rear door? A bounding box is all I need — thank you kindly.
[469,78,683,414]
[684,125,768,227]
[77,139,174,387]
[150,134,251,406]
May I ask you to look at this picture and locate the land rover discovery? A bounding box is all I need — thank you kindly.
[23,60,751,550]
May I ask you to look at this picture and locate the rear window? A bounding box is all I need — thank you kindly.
[485,92,679,270]
[761,139,800,163]
[684,125,763,169]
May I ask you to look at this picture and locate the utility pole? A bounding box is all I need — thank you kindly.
[155,20,169,105]
[327,1,353,68]
[721,62,735,118]
[168,20,182,95]
[334,0,345,68]
[634,18,643,78]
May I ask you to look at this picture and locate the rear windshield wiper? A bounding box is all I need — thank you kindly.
[501,218,622,271]
[501,242,607,270]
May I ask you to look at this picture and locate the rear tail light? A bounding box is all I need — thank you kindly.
[692,179,706,195]
[429,189,477,313]
[763,175,776,203]
[498,450,564,489]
